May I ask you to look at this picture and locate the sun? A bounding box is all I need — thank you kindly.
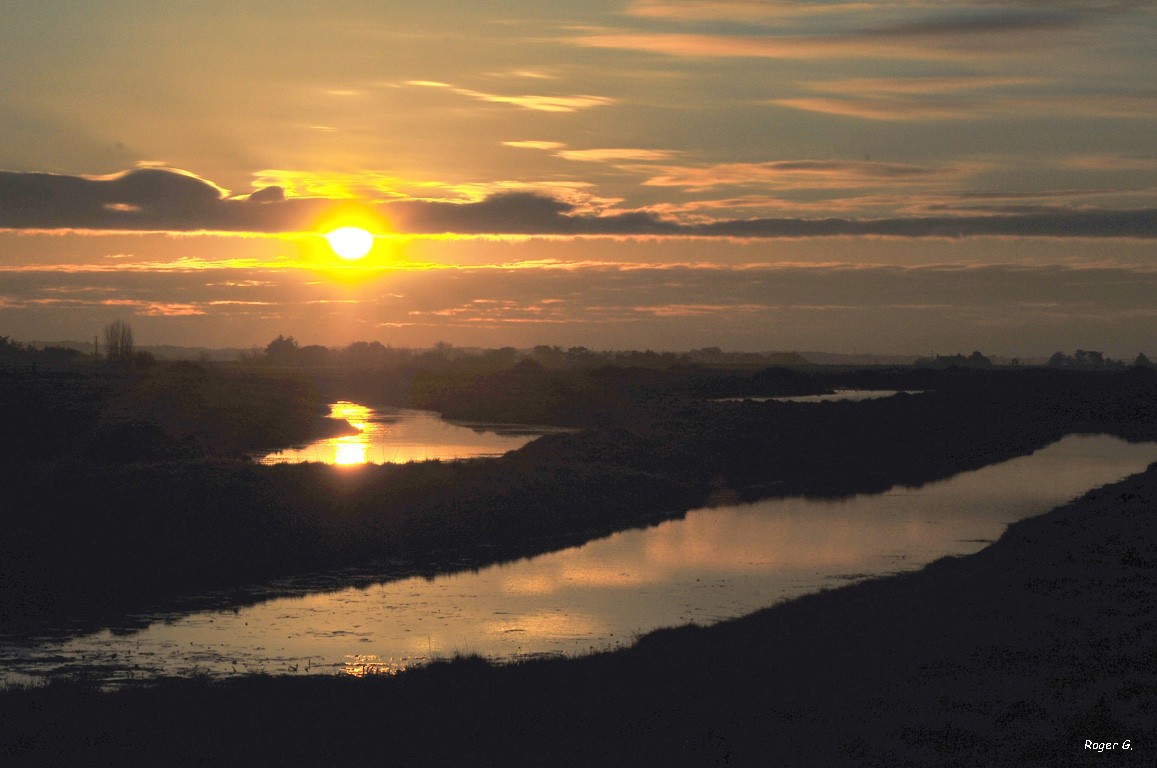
[325,226,375,260]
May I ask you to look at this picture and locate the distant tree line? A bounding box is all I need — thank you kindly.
[914,351,994,369]
[1047,350,1151,370]
[913,349,1155,370]
[6,326,1153,377]
[0,335,83,367]
[250,336,809,371]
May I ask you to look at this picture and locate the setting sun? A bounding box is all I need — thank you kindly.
[325,226,375,260]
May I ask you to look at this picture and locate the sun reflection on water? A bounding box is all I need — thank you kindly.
[329,402,373,428]
[329,403,374,465]
[256,401,555,466]
[483,611,605,640]
[333,440,369,465]
[342,654,412,677]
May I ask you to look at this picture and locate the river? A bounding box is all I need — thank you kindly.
[254,401,560,465]
[2,431,1155,689]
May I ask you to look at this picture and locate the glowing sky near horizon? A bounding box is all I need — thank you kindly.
[1,1,1154,356]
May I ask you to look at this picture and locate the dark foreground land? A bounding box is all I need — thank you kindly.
[1,354,1156,765]
[2,461,1154,766]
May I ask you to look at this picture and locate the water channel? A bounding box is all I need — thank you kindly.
[716,389,921,404]
[254,401,559,465]
[3,424,1155,688]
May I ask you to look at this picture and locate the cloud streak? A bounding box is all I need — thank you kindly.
[407,81,615,113]
[574,8,1089,61]
[641,159,971,190]
[625,1,1148,22]
[575,0,1143,69]
[392,193,1157,239]
[3,259,1154,354]
[556,148,679,163]
[773,89,1157,121]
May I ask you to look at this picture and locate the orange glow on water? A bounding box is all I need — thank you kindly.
[330,401,372,428]
[256,402,554,466]
[342,654,408,677]
[333,440,369,465]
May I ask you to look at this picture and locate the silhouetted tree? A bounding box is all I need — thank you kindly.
[0,335,20,361]
[265,335,299,363]
[103,319,134,365]
[532,345,565,367]
[1075,349,1106,368]
[967,351,992,367]
[298,345,329,366]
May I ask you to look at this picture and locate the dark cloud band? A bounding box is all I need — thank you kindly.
[2,169,1153,239]
[0,169,321,232]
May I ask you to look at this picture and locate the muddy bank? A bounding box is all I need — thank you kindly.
[3,463,1154,766]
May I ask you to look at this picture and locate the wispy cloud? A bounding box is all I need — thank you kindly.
[504,141,677,165]
[407,80,615,112]
[580,0,1118,63]
[625,1,1146,22]
[771,97,975,121]
[503,141,567,151]
[626,303,773,317]
[249,169,412,201]
[770,74,1040,120]
[642,160,973,190]
[573,32,920,60]
[803,75,1041,95]
[0,295,206,316]
[625,1,813,22]
[575,15,1085,61]
[453,88,615,112]
[773,83,1157,121]
[1062,154,1157,172]
[556,148,679,163]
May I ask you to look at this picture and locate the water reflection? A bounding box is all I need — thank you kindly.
[4,434,1155,688]
[257,402,554,465]
[716,389,921,404]
[343,654,409,678]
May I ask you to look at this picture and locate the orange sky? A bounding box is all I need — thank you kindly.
[1,2,1154,356]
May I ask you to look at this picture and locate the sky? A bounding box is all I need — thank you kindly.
[1,1,1154,357]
